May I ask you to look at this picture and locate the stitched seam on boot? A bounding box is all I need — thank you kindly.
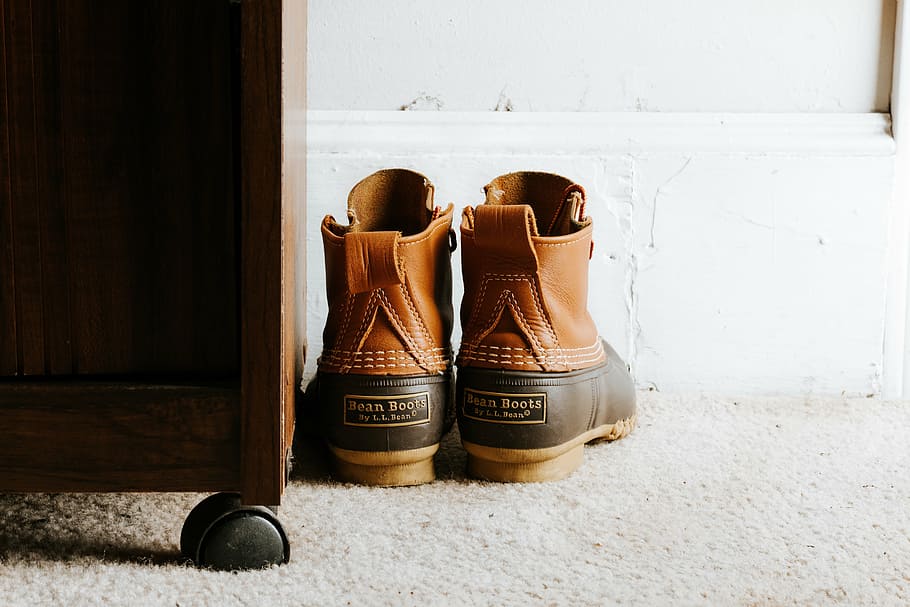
[324,347,448,356]
[459,342,604,368]
[398,283,439,372]
[322,349,448,366]
[462,290,545,369]
[343,361,432,370]
[465,353,605,366]
[330,292,357,369]
[344,354,445,362]
[489,290,546,355]
[499,276,563,368]
[469,277,550,353]
[466,275,497,336]
[340,291,380,373]
[323,353,448,365]
[398,220,450,247]
[376,289,428,370]
[484,274,561,351]
[468,342,600,354]
[462,348,602,361]
[463,272,572,371]
[535,241,586,248]
[463,282,543,367]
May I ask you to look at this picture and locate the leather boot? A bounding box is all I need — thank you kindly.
[455,171,636,482]
[315,169,455,486]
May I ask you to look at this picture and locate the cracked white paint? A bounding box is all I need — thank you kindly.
[630,155,892,395]
[624,156,641,375]
[400,93,445,111]
[649,157,693,249]
[303,112,895,396]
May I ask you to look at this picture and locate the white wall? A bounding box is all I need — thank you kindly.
[303,1,903,396]
[308,0,896,112]
[301,112,895,396]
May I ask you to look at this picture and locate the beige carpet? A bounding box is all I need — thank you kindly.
[1,393,909,606]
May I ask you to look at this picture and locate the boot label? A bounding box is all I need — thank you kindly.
[343,392,431,428]
[462,388,547,424]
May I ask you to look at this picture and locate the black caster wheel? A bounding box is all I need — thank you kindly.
[181,492,290,570]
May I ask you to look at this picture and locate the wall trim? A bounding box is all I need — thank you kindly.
[891,0,910,398]
[301,110,894,157]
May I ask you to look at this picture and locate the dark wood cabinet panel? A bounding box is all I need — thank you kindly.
[0,5,16,376]
[0,0,300,515]
[1,0,237,377]
[3,0,47,375]
[0,381,240,492]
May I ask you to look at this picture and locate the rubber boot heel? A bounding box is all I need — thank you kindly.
[318,371,453,486]
[329,443,440,486]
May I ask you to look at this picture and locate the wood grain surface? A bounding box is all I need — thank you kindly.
[0,0,237,377]
[239,0,297,506]
[0,381,240,492]
[0,0,299,507]
[0,0,15,376]
[283,0,307,458]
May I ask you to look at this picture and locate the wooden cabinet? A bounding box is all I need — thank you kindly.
[0,0,304,567]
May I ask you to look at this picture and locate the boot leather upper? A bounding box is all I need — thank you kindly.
[457,172,605,373]
[318,169,454,376]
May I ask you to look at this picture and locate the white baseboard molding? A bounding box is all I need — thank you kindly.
[301,110,894,157]
[300,110,900,397]
[890,0,910,398]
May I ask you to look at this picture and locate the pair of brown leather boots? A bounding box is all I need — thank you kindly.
[313,169,636,486]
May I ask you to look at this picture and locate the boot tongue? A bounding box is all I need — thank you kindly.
[483,171,587,236]
[346,168,435,236]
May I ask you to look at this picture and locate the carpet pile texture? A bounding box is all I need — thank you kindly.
[1,393,908,606]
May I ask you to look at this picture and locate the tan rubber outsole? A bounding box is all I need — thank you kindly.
[328,443,440,487]
[462,414,637,483]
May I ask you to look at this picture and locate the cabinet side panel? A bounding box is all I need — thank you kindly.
[57,0,237,376]
[283,0,305,451]
[4,0,46,375]
[240,0,287,506]
[0,0,16,375]
[31,2,73,375]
